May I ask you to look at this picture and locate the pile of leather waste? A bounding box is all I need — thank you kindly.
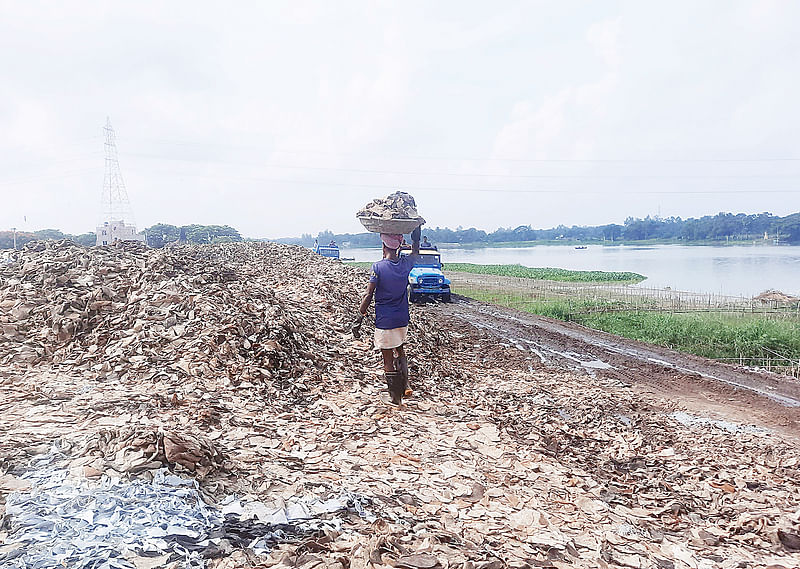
[753,290,799,305]
[356,192,426,223]
[1,241,799,568]
[0,240,353,388]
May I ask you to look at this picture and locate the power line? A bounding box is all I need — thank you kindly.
[268,150,800,164]
[0,169,96,188]
[123,136,800,163]
[126,166,800,194]
[124,151,800,180]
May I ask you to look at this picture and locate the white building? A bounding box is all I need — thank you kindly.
[96,220,145,246]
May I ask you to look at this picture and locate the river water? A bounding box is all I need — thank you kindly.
[340,244,800,297]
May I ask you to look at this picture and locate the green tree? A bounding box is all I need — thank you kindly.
[778,213,800,243]
[0,231,37,249]
[33,229,67,240]
[602,224,623,241]
[143,223,243,247]
[144,224,180,247]
[72,233,97,246]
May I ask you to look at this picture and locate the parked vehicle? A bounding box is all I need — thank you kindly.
[400,245,451,302]
[313,242,340,260]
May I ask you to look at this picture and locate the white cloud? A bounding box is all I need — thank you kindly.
[587,17,622,68]
[490,17,622,162]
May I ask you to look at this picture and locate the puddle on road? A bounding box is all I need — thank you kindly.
[669,411,769,435]
[580,359,613,371]
[466,319,616,374]
[465,307,800,408]
[514,338,615,375]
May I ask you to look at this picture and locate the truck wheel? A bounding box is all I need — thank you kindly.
[443,292,452,303]
[408,287,418,303]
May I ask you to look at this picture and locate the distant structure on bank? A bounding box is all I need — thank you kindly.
[96,118,145,246]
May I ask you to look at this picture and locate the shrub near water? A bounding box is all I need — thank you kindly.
[577,311,800,363]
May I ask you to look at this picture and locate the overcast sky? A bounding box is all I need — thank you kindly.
[1,1,799,238]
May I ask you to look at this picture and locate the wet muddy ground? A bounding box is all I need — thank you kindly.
[430,296,800,442]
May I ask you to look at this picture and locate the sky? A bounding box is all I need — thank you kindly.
[1,0,799,238]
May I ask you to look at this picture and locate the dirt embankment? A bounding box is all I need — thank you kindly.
[0,242,799,568]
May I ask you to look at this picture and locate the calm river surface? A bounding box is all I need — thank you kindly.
[340,244,800,297]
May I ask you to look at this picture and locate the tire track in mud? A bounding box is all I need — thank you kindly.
[426,296,800,435]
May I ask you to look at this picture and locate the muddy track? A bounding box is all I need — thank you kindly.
[426,296,800,437]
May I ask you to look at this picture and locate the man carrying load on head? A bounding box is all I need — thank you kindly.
[352,225,422,405]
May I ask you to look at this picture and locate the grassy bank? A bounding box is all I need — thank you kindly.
[461,288,800,370]
[581,311,800,362]
[347,262,374,270]
[347,261,645,284]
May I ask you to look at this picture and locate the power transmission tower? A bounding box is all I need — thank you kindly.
[99,117,135,226]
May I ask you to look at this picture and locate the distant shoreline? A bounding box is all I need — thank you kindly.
[339,239,793,250]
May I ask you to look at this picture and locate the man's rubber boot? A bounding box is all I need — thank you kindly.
[385,371,404,405]
[397,355,411,396]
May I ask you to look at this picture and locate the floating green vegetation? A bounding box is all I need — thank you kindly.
[444,263,646,284]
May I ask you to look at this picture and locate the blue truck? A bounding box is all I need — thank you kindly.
[313,242,340,260]
[400,245,452,303]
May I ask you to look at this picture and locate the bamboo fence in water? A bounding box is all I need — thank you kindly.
[449,272,800,316]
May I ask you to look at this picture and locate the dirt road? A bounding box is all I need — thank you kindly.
[428,296,800,438]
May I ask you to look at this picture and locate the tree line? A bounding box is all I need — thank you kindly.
[277,211,800,247]
[0,224,243,250]
[143,224,243,247]
[0,229,96,250]
[4,211,798,251]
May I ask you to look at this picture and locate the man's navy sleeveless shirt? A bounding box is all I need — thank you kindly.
[370,255,416,330]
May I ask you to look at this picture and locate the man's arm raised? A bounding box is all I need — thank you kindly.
[411,224,422,256]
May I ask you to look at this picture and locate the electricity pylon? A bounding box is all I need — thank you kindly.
[99,117,135,225]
